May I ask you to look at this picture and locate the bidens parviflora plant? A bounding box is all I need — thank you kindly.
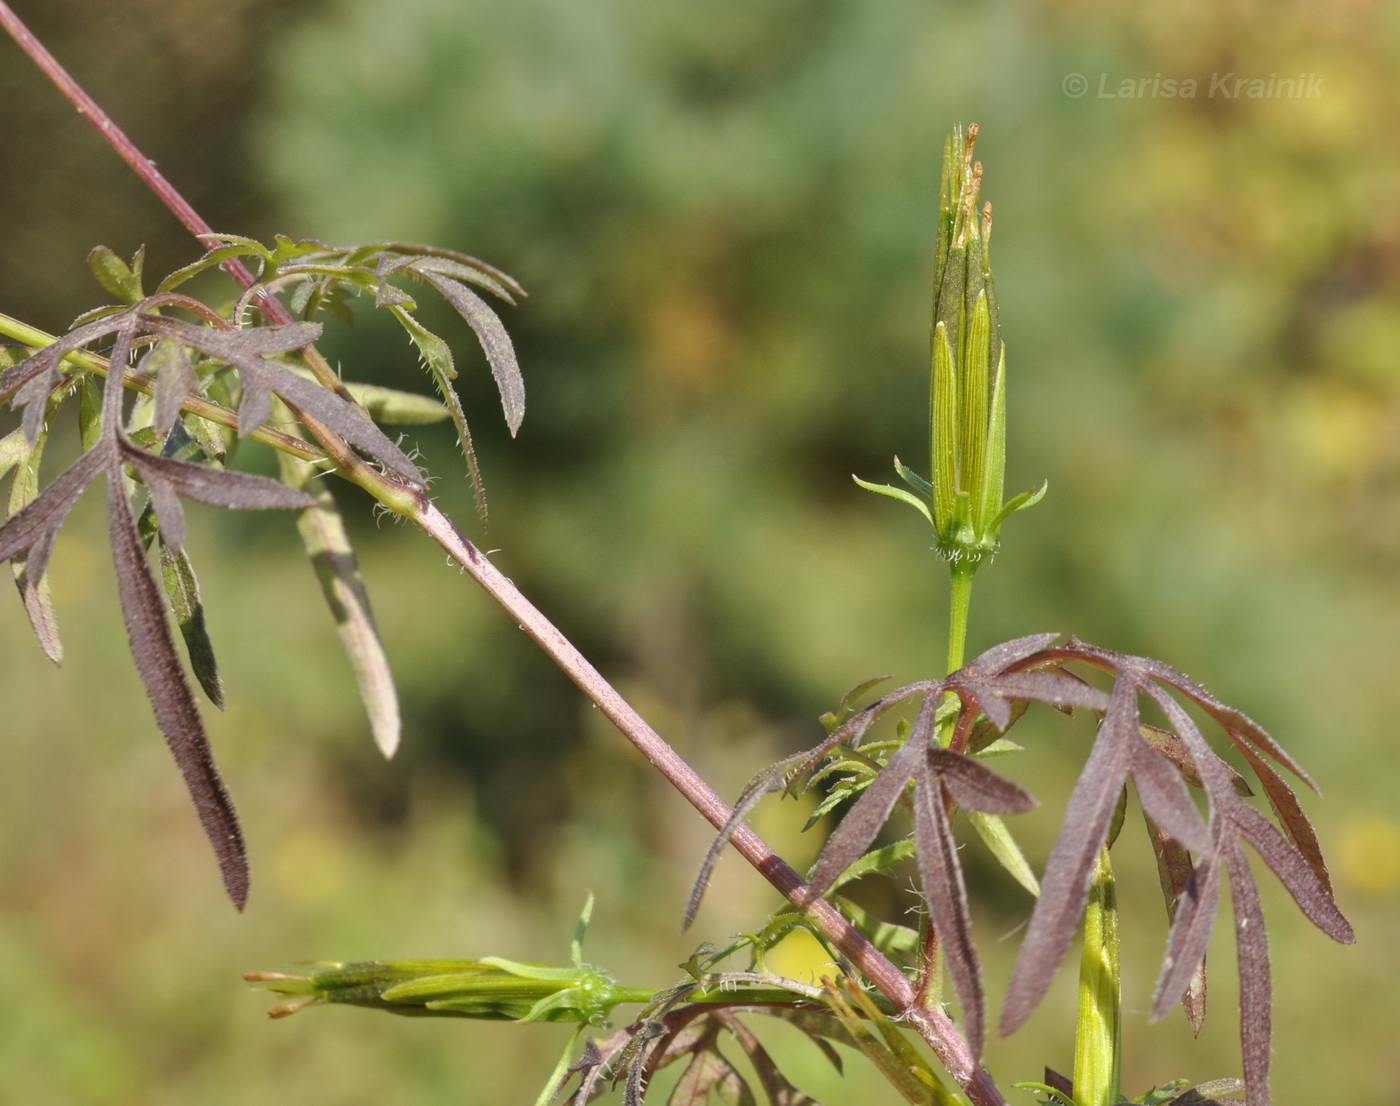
[0,14,1357,1100]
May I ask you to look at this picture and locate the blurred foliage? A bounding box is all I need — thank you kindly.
[3,0,1400,1103]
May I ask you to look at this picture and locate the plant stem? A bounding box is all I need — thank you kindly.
[413,500,1004,1106]
[947,559,975,675]
[0,312,328,464]
[1073,847,1121,1106]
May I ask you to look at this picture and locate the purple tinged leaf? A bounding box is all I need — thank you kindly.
[143,340,197,439]
[5,429,63,663]
[669,1048,751,1106]
[144,475,188,551]
[1143,685,1337,930]
[962,632,1062,674]
[1231,804,1353,942]
[140,316,425,484]
[1151,852,1222,1024]
[805,728,928,899]
[372,240,526,300]
[236,378,274,438]
[0,310,129,406]
[1140,683,1242,817]
[250,361,423,483]
[16,367,60,444]
[1235,742,1334,897]
[1002,677,1137,1036]
[1223,840,1274,1106]
[912,767,986,1057]
[0,444,108,564]
[123,446,315,514]
[832,674,895,720]
[14,529,63,664]
[407,255,520,305]
[1043,1067,1074,1100]
[979,671,1111,714]
[1138,655,1317,793]
[1138,724,1253,797]
[718,1012,819,1106]
[417,269,525,436]
[1145,818,1209,1033]
[928,746,1037,815]
[953,679,1014,730]
[684,755,803,930]
[1126,731,1211,855]
[106,471,248,909]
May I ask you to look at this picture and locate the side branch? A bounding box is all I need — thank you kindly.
[412,498,1007,1106]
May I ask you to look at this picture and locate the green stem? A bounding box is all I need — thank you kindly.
[946,560,976,675]
[935,559,977,751]
[1073,847,1121,1106]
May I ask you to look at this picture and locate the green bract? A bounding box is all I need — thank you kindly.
[857,124,1045,569]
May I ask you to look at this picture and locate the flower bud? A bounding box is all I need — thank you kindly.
[246,956,646,1026]
[857,124,1044,570]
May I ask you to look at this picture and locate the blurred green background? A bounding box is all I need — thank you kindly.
[3,0,1399,1102]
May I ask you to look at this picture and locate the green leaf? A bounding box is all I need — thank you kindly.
[5,427,62,663]
[157,243,267,292]
[279,444,400,758]
[390,305,489,522]
[966,811,1040,897]
[78,373,104,451]
[159,541,225,709]
[1010,1081,1081,1106]
[823,840,918,895]
[852,475,934,526]
[894,456,934,498]
[990,478,1048,531]
[88,245,146,304]
[831,895,920,957]
[342,381,452,425]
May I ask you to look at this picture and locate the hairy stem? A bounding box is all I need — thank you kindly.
[1074,847,1121,1106]
[946,560,976,675]
[412,498,1004,1105]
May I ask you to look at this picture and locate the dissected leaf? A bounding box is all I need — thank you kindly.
[1001,670,1211,1038]
[669,1042,752,1106]
[142,338,200,439]
[390,305,489,521]
[416,268,525,436]
[139,315,424,484]
[994,639,1353,1106]
[106,469,249,907]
